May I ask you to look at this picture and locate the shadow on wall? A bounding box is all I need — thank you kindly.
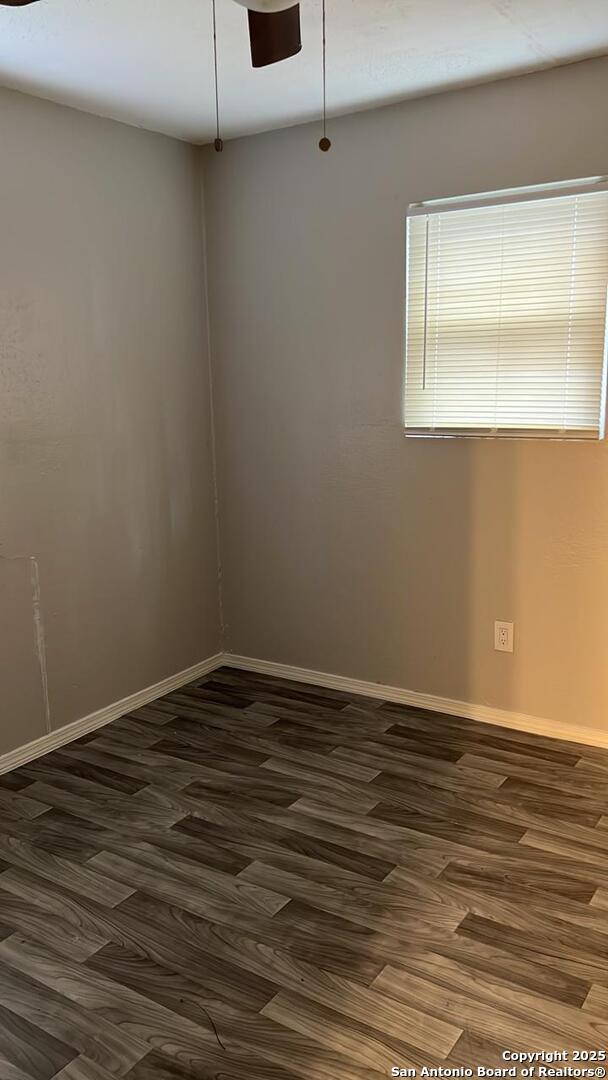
[469,438,608,730]
[306,427,522,717]
[309,422,608,731]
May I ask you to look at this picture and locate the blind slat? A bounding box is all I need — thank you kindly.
[404,189,608,437]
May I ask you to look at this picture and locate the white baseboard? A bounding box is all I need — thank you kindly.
[0,652,224,776]
[225,653,608,750]
[3,647,606,775]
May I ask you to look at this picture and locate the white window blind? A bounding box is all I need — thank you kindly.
[404,183,608,438]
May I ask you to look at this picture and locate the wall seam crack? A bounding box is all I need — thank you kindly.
[199,152,227,650]
[0,552,51,734]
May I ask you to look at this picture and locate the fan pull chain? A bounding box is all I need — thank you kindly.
[319,0,331,151]
[212,0,223,151]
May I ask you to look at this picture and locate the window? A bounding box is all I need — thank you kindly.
[404,179,608,438]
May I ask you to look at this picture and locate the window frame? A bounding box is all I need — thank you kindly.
[403,178,608,441]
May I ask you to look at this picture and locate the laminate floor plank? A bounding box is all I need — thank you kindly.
[0,772,32,793]
[289,795,527,858]
[209,668,379,709]
[590,887,608,910]
[261,989,439,1074]
[446,1031,508,1069]
[458,752,608,797]
[381,949,596,1030]
[342,745,508,791]
[92,718,163,749]
[0,876,109,961]
[439,854,598,903]
[398,929,589,1007]
[150,700,276,734]
[127,707,178,726]
[151,736,271,769]
[0,958,146,1075]
[115,894,461,1057]
[583,984,608,1016]
[385,721,582,767]
[387,863,608,940]
[184,774,381,815]
[0,934,250,1071]
[238,859,467,936]
[243,702,394,739]
[21,752,147,797]
[244,797,544,877]
[158,724,381,782]
[0,1000,75,1080]
[171,687,259,711]
[0,665,606,1077]
[172,812,395,889]
[370,769,604,830]
[376,705,607,763]
[173,808,397,881]
[368,799,529,846]
[10,879,278,1015]
[53,1060,118,1080]
[0,788,50,821]
[86,943,383,1080]
[26,811,251,879]
[0,835,134,908]
[0,811,103,863]
[520,829,608,867]
[5,805,244,876]
[458,912,608,988]
[0,1053,39,1080]
[119,889,388,988]
[59,742,270,796]
[86,849,290,919]
[496,776,608,825]
[18,781,186,834]
[124,1046,301,1080]
[372,962,606,1052]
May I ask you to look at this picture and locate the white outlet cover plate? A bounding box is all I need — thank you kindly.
[495,620,514,653]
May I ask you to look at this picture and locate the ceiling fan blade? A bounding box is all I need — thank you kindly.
[0,1,41,5]
[248,4,301,68]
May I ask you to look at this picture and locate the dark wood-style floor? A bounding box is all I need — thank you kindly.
[0,668,607,1078]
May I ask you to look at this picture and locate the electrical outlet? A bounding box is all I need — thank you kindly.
[494,620,514,653]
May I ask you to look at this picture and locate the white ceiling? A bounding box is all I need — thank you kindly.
[0,0,607,144]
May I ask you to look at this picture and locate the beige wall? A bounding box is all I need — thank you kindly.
[204,55,608,733]
[0,87,221,755]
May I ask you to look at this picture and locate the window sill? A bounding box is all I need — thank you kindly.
[403,429,601,442]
